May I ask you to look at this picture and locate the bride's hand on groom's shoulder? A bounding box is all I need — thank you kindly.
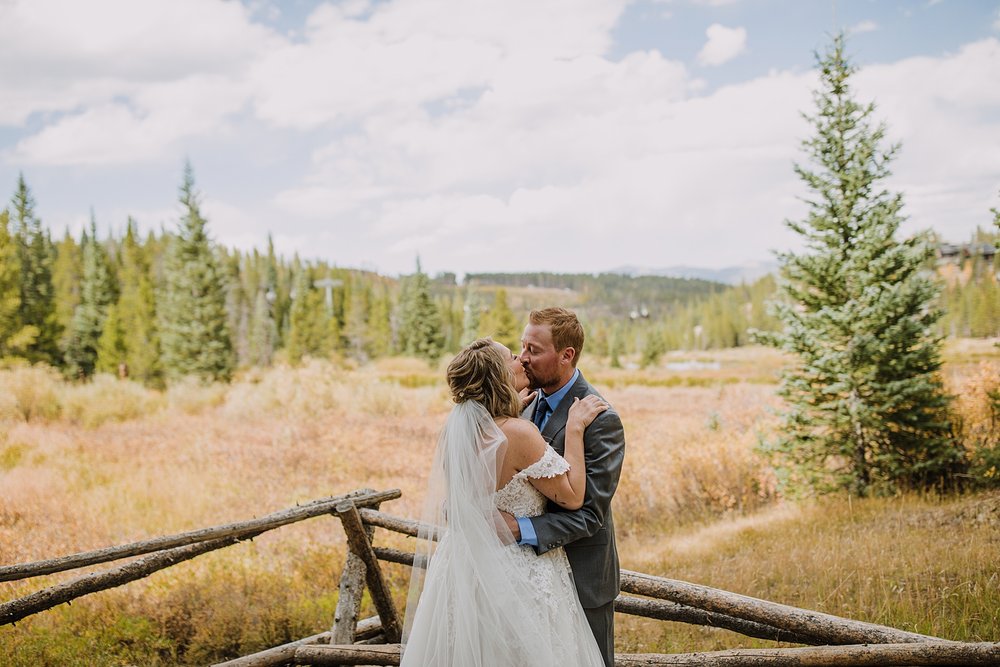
[519,387,537,411]
[568,395,608,431]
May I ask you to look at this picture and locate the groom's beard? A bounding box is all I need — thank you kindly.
[525,366,559,392]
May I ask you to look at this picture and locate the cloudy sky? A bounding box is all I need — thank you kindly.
[2,0,998,278]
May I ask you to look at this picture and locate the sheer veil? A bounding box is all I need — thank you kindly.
[402,400,556,665]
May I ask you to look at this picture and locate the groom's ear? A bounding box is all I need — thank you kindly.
[560,346,577,366]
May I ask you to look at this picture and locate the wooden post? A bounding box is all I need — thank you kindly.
[335,502,402,643]
[619,570,945,645]
[613,641,1000,666]
[330,501,380,649]
[0,489,401,583]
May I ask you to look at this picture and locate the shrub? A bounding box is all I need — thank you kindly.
[0,364,63,422]
[59,374,165,428]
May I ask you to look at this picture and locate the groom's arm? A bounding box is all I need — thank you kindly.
[528,409,625,555]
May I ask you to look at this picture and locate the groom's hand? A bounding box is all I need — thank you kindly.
[500,510,521,541]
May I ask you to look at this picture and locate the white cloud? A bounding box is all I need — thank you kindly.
[850,20,879,34]
[3,1,999,276]
[697,24,748,67]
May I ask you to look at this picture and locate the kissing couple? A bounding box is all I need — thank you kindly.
[402,307,627,667]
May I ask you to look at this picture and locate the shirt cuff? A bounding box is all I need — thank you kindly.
[516,517,538,546]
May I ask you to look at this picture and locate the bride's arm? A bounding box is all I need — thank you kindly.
[505,396,607,510]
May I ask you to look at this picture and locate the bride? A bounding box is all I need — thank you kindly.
[401,337,608,666]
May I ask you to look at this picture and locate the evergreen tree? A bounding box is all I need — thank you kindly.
[52,229,83,354]
[66,216,116,378]
[159,163,235,383]
[248,288,277,366]
[756,35,960,496]
[367,285,393,358]
[396,259,444,361]
[95,303,126,374]
[0,208,34,358]
[10,174,61,364]
[639,327,665,369]
[479,288,520,350]
[287,262,336,362]
[117,219,161,384]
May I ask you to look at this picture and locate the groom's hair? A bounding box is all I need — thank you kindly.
[529,307,584,367]
[447,338,522,419]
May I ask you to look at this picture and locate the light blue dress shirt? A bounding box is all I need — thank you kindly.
[516,368,580,547]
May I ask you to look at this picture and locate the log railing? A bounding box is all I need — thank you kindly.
[3,487,997,667]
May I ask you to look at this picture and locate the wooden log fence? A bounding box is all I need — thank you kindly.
[3,487,996,666]
[282,641,1000,666]
[0,488,399,583]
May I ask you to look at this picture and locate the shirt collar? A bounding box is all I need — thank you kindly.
[539,368,580,412]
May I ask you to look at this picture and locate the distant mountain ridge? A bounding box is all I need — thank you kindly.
[610,262,778,285]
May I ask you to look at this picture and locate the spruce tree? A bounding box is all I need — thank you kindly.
[479,288,519,350]
[66,217,116,378]
[0,209,33,358]
[756,34,960,495]
[116,219,161,383]
[367,285,393,358]
[248,288,277,366]
[52,229,83,354]
[396,259,444,361]
[10,174,61,365]
[286,263,313,363]
[159,164,235,383]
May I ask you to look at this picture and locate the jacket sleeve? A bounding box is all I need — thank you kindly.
[528,408,625,555]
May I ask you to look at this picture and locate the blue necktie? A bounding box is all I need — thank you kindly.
[533,397,551,430]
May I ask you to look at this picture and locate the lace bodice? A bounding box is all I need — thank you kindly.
[495,445,569,517]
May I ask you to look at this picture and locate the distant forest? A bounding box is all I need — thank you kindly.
[2,171,998,386]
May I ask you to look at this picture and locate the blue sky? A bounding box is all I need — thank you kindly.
[1,0,998,277]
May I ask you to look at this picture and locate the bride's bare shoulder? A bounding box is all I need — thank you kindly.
[497,417,546,466]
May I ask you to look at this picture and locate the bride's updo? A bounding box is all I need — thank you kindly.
[446,338,521,419]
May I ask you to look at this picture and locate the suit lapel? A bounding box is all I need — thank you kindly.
[540,373,590,447]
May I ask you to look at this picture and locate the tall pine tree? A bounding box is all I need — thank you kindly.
[756,34,960,496]
[66,216,116,378]
[0,208,33,358]
[10,174,61,365]
[479,288,519,350]
[396,259,444,361]
[159,164,235,383]
[114,219,161,383]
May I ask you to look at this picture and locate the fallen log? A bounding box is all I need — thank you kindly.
[294,643,402,666]
[614,641,1000,666]
[1,532,263,626]
[212,618,382,667]
[0,488,400,583]
[614,596,816,646]
[620,570,946,646]
[357,509,435,540]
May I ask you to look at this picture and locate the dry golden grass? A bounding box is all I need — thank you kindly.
[1,343,998,664]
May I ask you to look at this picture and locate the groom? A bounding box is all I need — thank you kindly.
[503,307,626,667]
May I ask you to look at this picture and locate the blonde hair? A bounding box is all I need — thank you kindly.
[447,338,521,419]
[529,307,585,367]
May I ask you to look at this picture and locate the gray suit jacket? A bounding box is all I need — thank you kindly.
[523,372,625,608]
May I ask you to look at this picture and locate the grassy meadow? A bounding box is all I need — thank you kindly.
[1,342,998,665]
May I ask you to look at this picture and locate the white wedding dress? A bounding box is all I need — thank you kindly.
[401,401,605,667]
